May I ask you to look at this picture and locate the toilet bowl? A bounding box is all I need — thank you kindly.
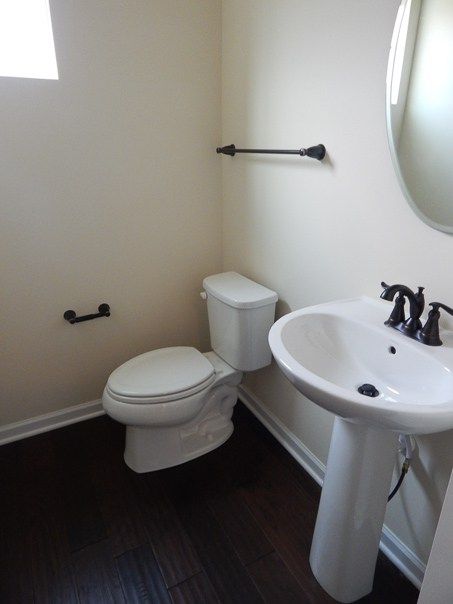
[103,349,242,472]
[102,272,277,472]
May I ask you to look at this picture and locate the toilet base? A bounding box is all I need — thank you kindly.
[123,383,238,472]
[124,421,234,472]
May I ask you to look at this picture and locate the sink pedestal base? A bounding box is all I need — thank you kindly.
[309,417,397,603]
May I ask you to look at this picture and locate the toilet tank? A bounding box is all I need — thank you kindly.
[202,272,278,371]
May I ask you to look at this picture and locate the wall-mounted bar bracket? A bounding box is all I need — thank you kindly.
[216,143,326,160]
[64,303,110,324]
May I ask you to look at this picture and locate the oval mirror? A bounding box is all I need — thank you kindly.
[387,0,453,233]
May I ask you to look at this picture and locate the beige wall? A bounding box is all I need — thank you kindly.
[0,0,222,424]
[222,0,453,566]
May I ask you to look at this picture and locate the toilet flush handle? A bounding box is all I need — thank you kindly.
[200,291,207,300]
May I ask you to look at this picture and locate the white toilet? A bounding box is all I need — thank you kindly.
[102,272,278,472]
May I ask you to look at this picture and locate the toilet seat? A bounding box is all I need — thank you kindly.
[106,346,216,405]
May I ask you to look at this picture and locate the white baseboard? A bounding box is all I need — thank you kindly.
[0,399,105,446]
[238,384,426,590]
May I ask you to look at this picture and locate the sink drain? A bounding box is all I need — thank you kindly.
[358,383,379,397]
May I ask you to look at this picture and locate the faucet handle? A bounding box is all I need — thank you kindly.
[385,292,406,326]
[420,302,453,346]
[430,302,453,316]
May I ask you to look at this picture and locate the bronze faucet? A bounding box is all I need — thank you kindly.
[380,282,453,346]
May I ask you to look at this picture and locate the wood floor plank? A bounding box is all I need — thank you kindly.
[169,572,220,604]
[2,435,79,603]
[85,416,130,493]
[78,417,150,558]
[29,510,79,604]
[72,540,125,604]
[51,424,107,552]
[98,488,148,558]
[363,552,420,604]
[208,491,274,565]
[0,475,35,604]
[162,469,264,604]
[0,406,419,604]
[131,472,202,588]
[247,550,311,603]
[239,459,346,601]
[91,452,148,559]
[59,468,107,552]
[116,544,172,604]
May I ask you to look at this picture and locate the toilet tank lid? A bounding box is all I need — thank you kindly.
[203,272,278,309]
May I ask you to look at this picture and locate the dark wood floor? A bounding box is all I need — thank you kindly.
[0,403,419,603]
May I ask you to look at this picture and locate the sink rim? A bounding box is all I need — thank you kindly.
[268,296,453,434]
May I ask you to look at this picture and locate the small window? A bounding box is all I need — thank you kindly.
[0,0,58,80]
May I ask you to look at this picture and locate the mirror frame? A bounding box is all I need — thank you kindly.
[386,0,453,234]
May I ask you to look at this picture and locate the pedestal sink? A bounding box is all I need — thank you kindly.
[268,296,453,603]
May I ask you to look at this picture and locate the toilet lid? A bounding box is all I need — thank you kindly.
[107,346,215,399]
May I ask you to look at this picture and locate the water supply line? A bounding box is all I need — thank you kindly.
[388,434,415,502]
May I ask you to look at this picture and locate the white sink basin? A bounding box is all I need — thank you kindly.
[268,296,453,603]
[269,296,453,434]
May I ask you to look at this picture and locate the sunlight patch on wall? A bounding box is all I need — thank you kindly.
[0,0,58,80]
